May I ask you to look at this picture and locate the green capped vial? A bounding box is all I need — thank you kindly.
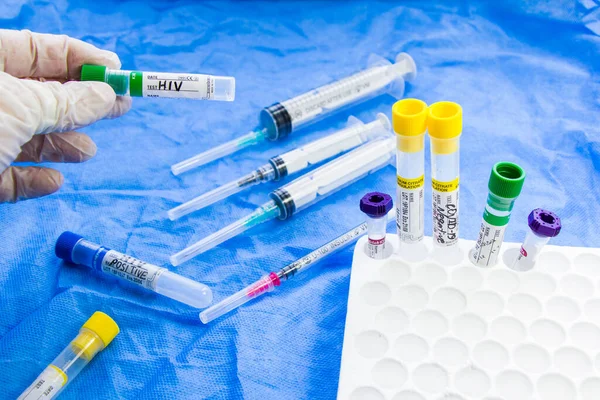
[469,162,526,267]
[81,65,235,101]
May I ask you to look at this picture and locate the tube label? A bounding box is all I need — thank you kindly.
[101,251,165,291]
[432,178,459,247]
[396,174,424,243]
[367,237,387,259]
[18,366,66,399]
[133,72,215,99]
[469,220,507,267]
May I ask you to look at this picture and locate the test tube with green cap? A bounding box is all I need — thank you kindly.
[80,65,235,101]
[469,161,526,267]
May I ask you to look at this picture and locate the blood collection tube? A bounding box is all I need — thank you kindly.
[510,208,561,271]
[428,101,462,261]
[392,98,428,260]
[18,312,119,400]
[469,162,526,267]
[360,192,393,259]
[81,64,235,101]
[56,232,213,308]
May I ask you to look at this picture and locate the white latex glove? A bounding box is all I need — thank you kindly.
[0,29,132,202]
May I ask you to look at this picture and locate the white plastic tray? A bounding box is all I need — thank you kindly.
[338,234,600,400]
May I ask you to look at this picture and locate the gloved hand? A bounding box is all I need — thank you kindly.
[0,29,132,203]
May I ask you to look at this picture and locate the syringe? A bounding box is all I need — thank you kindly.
[200,210,396,323]
[170,136,396,266]
[168,113,391,220]
[171,53,416,174]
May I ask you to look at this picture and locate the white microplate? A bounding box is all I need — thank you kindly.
[337,234,600,400]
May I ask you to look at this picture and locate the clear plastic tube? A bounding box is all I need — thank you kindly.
[18,312,119,400]
[509,208,561,271]
[428,102,462,263]
[81,65,235,101]
[392,99,428,260]
[55,232,213,308]
[170,137,396,265]
[171,53,415,172]
[469,162,526,267]
[168,113,391,219]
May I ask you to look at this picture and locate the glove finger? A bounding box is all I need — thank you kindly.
[13,78,117,134]
[0,166,63,203]
[107,95,132,119]
[15,131,97,163]
[0,29,120,80]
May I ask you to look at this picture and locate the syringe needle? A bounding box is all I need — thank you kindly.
[168,179,249,221]
[199,273,280,324]
[170,129,267,175]
[168,165,277,220]
[170,201,280,266]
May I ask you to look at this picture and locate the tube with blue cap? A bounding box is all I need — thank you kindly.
[55,232,213,309]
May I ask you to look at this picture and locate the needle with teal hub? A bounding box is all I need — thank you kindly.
[170,136,396,266]
[167,113,391,220]
[170,53,416,174]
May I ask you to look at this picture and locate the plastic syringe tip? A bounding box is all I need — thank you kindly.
[170,201,280,266]
[170,129,267,175]
[167,179,246,221]
[199,273,281,324]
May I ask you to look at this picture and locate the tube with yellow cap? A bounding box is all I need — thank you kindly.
[392,99,428,260]
[428,101,462,258]
[18,312,119,400]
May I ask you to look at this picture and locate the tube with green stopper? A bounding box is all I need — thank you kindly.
[81,65,235,101]
[469,162,526,267]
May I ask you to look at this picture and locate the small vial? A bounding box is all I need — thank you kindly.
[470,162,526,267]
[81,64,235,101]
[392,99,428,261]
[55,232,213,308]
[18,312,119,399]
[510,209,562,271]
[360,192,393,259]
[428,101,462,261]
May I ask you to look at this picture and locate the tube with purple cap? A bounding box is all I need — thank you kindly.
[509,208,562,271]
[360,192,394,259]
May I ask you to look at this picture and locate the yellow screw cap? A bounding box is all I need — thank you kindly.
[428,101,462,154]
[82,311,120,347]
[392,98,428,153]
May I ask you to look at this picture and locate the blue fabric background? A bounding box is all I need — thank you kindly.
[1,0,599,398]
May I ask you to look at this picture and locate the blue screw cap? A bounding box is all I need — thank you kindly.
[55,231,84,264]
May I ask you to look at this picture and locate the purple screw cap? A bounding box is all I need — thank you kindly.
[528,208,561,237]
[360,192,393,217]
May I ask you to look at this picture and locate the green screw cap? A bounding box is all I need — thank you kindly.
[81,64,107,83]
[81,64,129,95]
[488,161,526,199]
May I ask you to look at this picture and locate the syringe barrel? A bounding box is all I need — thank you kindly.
[81,65,235,101]
[55,232,212,308]
[259,53,416,140]
[469,162,526,267]
[18,312,118,400]
[271,137,396,220]
[270,113,391,179]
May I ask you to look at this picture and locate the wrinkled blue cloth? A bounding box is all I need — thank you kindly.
[1,1,599,398]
